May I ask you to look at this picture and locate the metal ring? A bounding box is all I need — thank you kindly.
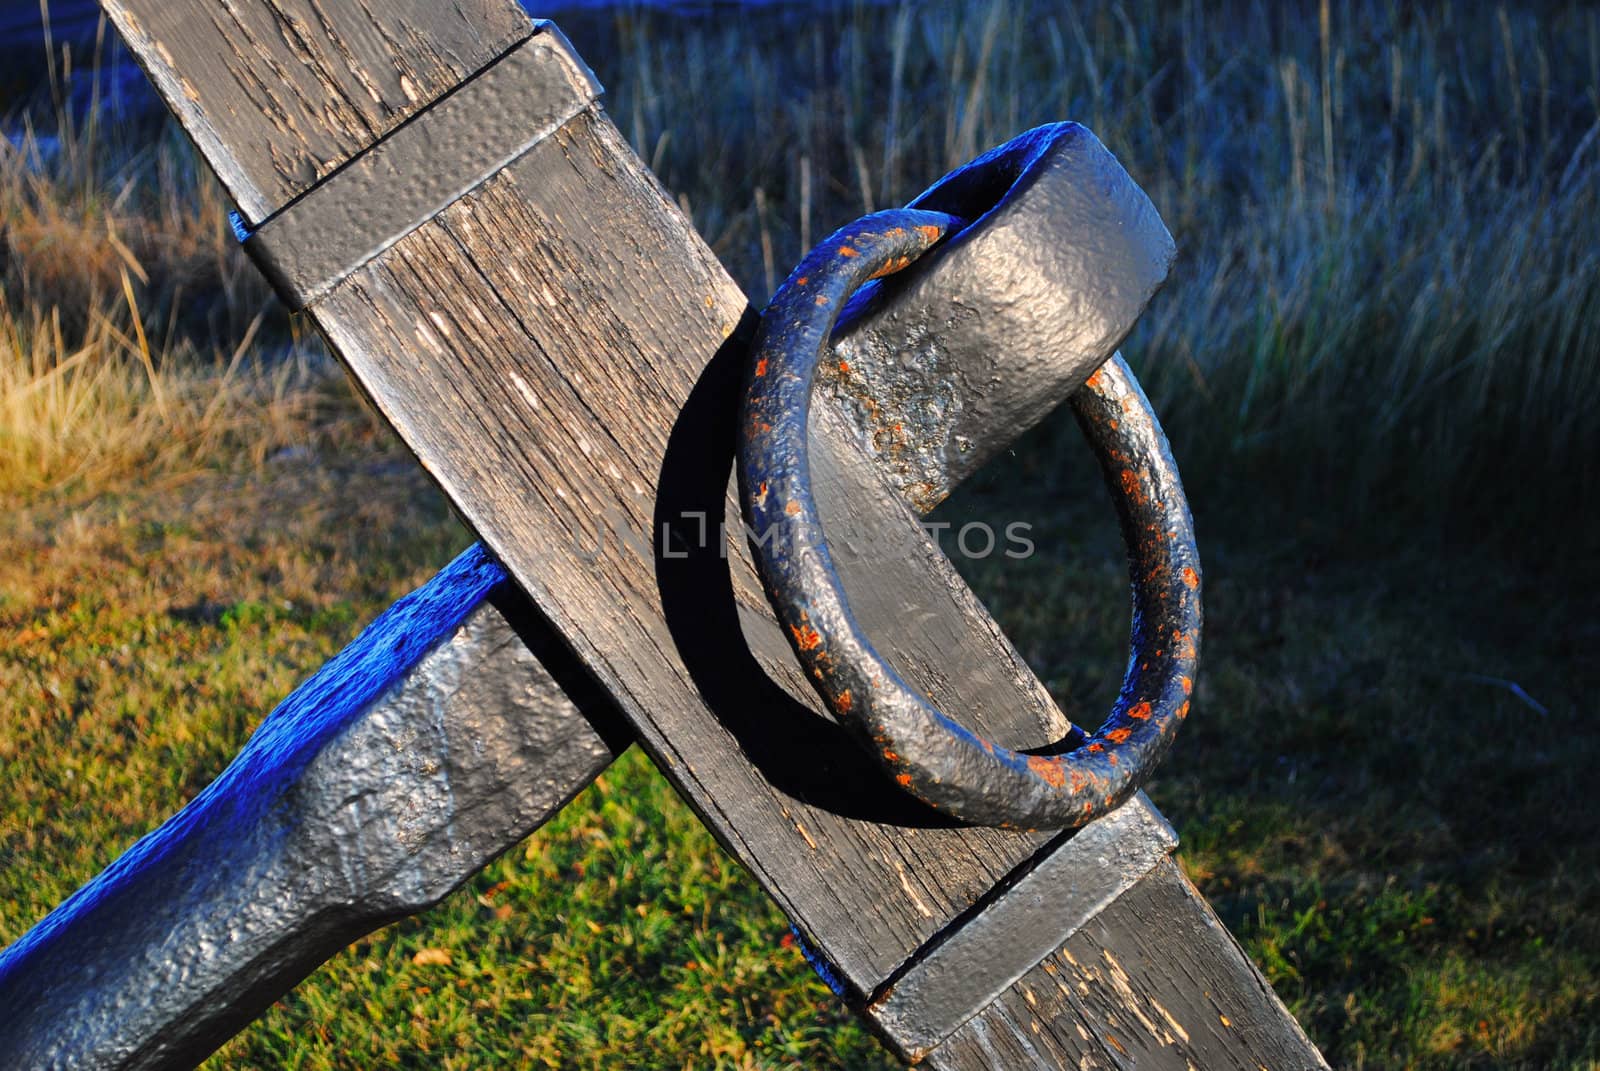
[739,209,1201,830]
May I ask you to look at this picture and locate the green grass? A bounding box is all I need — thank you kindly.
[3,0,1599,1067]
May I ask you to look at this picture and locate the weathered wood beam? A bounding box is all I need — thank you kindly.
[928,857,1324,1068]
[102,0,532,222]
[109,0,1079,993]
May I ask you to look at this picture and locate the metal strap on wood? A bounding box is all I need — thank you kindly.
[242,25,600,310]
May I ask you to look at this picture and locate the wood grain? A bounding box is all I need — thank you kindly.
[926,860,1328,1069]
[100,0,532,222]
[93,7,1071,989]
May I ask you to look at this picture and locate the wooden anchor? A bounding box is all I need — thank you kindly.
[1,4,1329,1068]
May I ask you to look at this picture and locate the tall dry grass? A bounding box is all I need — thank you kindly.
[0,17,361,497]
[586,0,1600,535]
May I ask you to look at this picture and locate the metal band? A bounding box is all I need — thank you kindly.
[242,22,601,311]
[868,794,1178,1060]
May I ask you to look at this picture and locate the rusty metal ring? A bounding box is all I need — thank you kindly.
[739,209,1201,830]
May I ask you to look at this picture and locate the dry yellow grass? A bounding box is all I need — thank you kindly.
[0,28,359,499]
[0,288,376,497]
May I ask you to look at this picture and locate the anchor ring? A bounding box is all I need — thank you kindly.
[739,209,1201,830]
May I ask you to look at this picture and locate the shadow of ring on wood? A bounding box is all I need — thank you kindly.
[653,317,960,827]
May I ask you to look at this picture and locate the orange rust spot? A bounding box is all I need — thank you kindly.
[790,623,822,651]
[1128,701,1153,721]
[1087,742,1104,753]
[838,245,859,257]
[814,294,829,306]
[1085,369,1105,390]
[896,773,913,787]
[1106,727,1132,744]
[1181,566,1199,589]
[869,255,914,280]
[837,689,852,712]
[1027,755,1067,788]
[838,360,850,374]
[1069,770,1087,792]
[1181,676,1193,695]
[916,224,943,242]
[882,748,898,762]
[754,357,768,377]
[1119,469,1140,497]
[784,499,802,516]
[1178,700,1191,719]
[796,275,809,286]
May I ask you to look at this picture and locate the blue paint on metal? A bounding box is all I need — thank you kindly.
[228,210,253,244]
[833,122,1084,333]
[0,543,508,984]
[789,924,848,999]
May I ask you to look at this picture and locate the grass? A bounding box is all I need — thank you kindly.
[2,0,1598,1067]
[0,13,338,495]
[574,0,1600,535]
